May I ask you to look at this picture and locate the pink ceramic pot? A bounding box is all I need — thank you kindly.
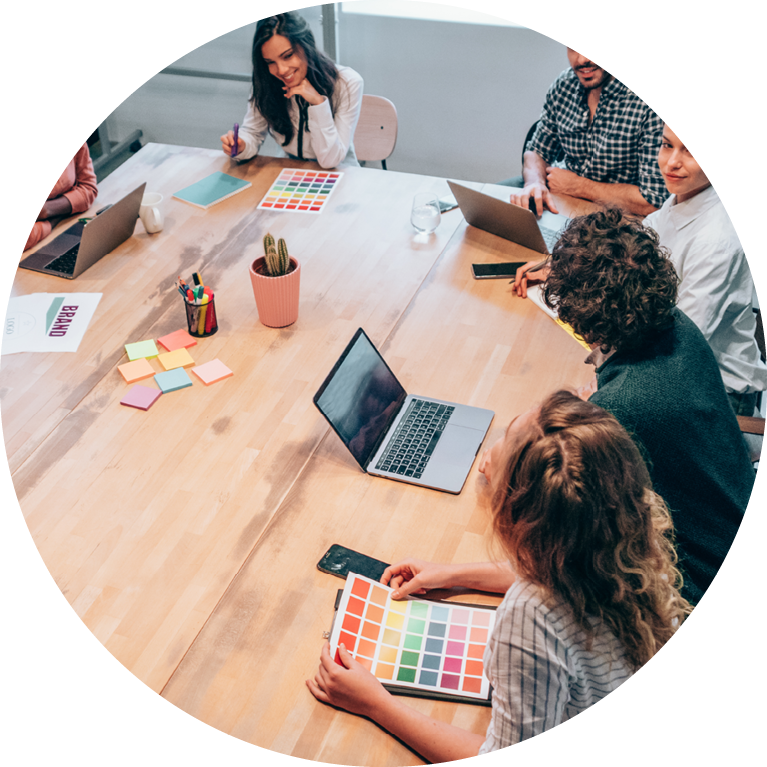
[249,256,301,328]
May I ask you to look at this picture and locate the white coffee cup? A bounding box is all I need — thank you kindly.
[140,193,164,234]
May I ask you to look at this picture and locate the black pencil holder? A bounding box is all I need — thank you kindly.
[184,296,218,337]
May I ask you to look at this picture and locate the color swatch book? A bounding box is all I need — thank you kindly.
[329,573,495,704]
[258,168,342,214]
[173,172,252,209]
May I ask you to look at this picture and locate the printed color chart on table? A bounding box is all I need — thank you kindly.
[329,573,495,703]
[258,169,343,214]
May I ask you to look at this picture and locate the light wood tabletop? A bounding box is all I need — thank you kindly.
[3,144,594,765]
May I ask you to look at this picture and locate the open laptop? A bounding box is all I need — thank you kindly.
[447,180,570,254]
[313,328,494,494]
[20,182,146,279]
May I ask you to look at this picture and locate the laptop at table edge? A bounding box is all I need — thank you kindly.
[19,182,146,279]
[313,328,494,494]
[447,180,569,255]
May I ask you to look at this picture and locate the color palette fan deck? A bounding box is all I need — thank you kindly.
[258,169,343,214]
[330,573,495,702]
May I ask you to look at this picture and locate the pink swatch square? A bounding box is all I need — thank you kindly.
[120,385,161,411]
[190,359,233,385]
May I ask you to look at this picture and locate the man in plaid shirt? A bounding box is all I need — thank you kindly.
[510,49,667,217]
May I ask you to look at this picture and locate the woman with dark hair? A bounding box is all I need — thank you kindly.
[220,13,363,168]
[307,391,690,760]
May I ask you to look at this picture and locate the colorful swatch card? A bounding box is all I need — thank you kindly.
[330,573,495,702]
[258,168,343,214]
[158,348,195,370]
[120,385,161,411]
[190,359,233,385]
[125,339,159,360]
[154,368,193,393]
[118,358,156,384]
[158,329,197,352]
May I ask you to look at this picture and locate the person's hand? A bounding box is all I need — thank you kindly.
[306,642,390,717]
[545,167,585,198]
[283,78,325,106]
[512,260,550,299]
[380,559,456,598]
[574,376,598,401]
[509,182,559,218]
[38,195,72,222]
[220,130,245,157]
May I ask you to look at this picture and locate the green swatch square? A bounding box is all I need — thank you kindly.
[400,651,419,667]
[397,667,417,683]
[409,602,429,619]
[407,618,426,634]
[404,634,423,651]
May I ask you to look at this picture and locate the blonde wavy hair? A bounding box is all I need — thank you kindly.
[492,390,691,670]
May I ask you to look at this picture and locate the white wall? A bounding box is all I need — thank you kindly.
[104,4,567,182]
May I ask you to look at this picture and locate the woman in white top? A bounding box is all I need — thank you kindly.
[644,125,766,414]
[220,13,363,168]
[307,390,691,760]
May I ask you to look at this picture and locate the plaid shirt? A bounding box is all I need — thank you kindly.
[527,69,668,209]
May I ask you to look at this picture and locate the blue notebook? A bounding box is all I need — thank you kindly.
[173,172,252,209]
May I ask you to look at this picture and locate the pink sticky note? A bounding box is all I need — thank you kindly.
[158,329,198,352]
[120,385,162,411]
[190,359,233,385]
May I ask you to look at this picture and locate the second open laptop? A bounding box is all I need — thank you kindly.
[313,328,494,494]
[447,180,570,254]
[20,182,146,279]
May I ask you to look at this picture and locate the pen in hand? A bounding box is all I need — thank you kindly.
[231,123,239,158]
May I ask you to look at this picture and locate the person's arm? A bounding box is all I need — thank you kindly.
[61,144,98,215]
[509,151,560,217]
[381,558,515,598]
[305,68,363,168]
[545,167,657,216]
[224,105,269,161]
[307,643,485,763]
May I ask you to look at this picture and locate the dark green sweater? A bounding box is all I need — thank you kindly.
[590,309,754,605]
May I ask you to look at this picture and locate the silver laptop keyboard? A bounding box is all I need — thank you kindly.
[45,245,80,275]
[539,225,560,251]
[375,399,454,478]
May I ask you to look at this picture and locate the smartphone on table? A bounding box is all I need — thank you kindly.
[471,262,527,279]
[317,544,390,582]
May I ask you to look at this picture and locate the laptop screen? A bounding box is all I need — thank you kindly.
[314,328,407,468]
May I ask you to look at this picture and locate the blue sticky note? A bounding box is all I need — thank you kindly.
[154,368,193,393]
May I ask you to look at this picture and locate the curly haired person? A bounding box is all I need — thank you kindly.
[542,208,754,604]
[308,391,691,759]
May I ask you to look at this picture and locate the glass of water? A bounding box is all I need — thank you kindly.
[410,193,441,234]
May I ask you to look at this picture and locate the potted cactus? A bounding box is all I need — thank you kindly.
[249,233,301,327]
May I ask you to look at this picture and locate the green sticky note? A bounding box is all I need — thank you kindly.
[125,339,159,360]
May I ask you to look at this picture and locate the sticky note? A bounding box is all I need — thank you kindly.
[125,339,159,360]
[158,329,198,352]
[158,348,195,370]
[154,368,193,393]
[118,358,155,383]
[120,385,161,411]
[190,359,233,385]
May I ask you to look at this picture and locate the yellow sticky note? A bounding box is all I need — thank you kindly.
[158,348,195,371]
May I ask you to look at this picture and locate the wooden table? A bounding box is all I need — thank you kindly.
[3,144,594,765]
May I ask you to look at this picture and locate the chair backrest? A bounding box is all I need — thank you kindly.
[354,95,398,165]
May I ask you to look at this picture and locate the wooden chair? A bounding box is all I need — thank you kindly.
[354,95,398,170]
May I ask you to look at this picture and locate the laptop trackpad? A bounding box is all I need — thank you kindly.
[431,424,481,466]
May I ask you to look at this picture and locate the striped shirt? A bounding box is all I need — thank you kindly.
[479,579,632,751]
[527,68,668,209]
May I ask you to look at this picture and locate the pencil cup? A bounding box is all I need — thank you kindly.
[184,296,218,337]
